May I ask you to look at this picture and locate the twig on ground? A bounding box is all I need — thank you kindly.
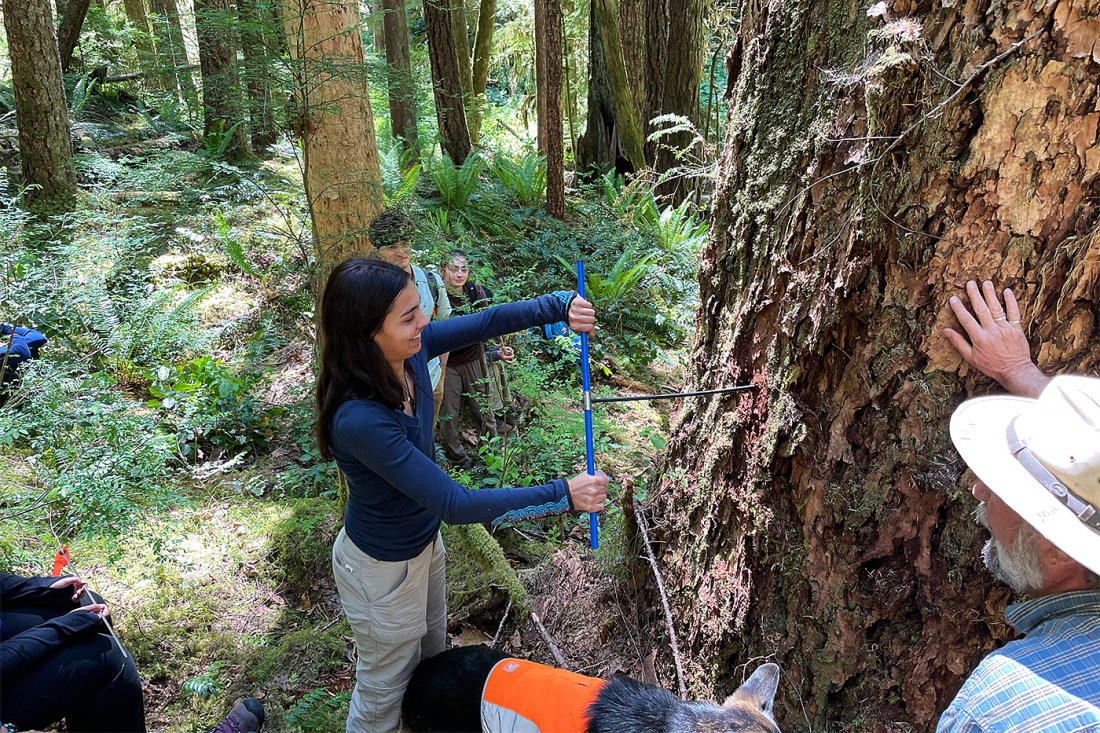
[635,504,687,699]
[491,599,512,648]
[530,611,568,668]
[317,615,343,633]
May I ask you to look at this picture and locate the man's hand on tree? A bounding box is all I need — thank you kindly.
[943,279,1050,398]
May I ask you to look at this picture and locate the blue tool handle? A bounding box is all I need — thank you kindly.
[577,261,598,550]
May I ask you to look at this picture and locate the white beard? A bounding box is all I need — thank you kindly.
[974,503,1045,594]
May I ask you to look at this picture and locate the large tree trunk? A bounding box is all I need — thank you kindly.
[468,0,495,141]
[618,0,644,135]
[448,0,475,135]
[575,0,615,176]
[382,0,419,158]
[643,1,1100,731]
[535,0,563,218]
[424,0,472,164]
[121,0,157,72]
[238,0,278,147]
[592,0,644,171]
[652,0,702,199]
[642,0,667,162]
[150,0,201,110]
[194,0,253,160]
[3,0,77,208]
[57,0,92,71]
[281,0,385,302]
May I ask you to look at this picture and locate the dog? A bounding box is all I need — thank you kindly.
[402,645,782,733]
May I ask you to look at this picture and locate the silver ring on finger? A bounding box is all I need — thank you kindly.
[994,315,1007,321]
[1008,319,1021,324]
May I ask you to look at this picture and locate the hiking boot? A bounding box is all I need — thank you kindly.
[209,698,265,733]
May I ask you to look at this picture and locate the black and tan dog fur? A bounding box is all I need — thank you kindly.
[403,645,782,733]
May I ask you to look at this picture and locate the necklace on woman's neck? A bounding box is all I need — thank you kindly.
[401,369,415,408]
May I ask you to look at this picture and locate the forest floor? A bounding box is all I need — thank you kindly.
[1,110,691,732]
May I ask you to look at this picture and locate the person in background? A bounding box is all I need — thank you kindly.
[937,375,1099,732]
[0,571,265,733]
[1,323,47,404]
[369,209,452,422]
[0,571,142,732]
[316,258,608,732]
[438,251,514,469]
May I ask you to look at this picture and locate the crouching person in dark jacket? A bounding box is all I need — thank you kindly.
[0,572,145,733]
[1,324,47,404]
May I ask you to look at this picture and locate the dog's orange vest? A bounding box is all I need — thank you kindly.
[480,658,607,732]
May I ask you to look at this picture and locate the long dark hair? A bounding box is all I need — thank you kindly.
[316,258,412,459]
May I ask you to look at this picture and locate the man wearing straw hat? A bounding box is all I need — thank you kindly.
[935,277,1100,732]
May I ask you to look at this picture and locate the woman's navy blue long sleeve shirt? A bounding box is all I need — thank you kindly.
[332,293,575,561]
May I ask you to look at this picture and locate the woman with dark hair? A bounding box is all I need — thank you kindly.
[316,258,608,733]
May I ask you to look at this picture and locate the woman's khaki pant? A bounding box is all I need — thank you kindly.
[332,528,447,733]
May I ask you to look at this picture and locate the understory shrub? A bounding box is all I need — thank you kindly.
[147,356,280,461]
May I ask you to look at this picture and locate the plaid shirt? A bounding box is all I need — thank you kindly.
[937,590,1100,733]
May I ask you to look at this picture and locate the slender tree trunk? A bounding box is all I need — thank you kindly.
[280,0,385,301]
[194,0,253,159]
[592,0,644,171]
[469,0,495,141]
[369,0,385,55]
[532,0,547,153]
[121,0,157,72]
[57,0,92,71]
[424,0,472,164]
[642,0,667,162]
[150,0,201,110]
[2,0,77,208]
[382,0,419,158]
[535,0,563,218]
[653,0,703,198]
[701,40,720,146]
[238,0,278,147]
[644,1,1100,731]
[562,32,577,160]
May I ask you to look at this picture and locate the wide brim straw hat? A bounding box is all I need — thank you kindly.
[950,374,1100,577]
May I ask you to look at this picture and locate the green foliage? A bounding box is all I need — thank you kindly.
[286,688,352,732]
[656,200,709,252]
[147,356,279,461]
[97,285,216,382]
[69,72,102,114]
[488,152,547,206]
[0,81,15,115]
[200,120,247,162]
[379,145,423,205]
[0,361,177,536]
[214,211,255,276]
[182,661,226,698]
[266,497,339,601]
[451,523,532,615]
[425,153,486,210]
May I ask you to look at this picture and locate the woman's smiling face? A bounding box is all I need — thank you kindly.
[443,255,469,289]
[373,281,429,362]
